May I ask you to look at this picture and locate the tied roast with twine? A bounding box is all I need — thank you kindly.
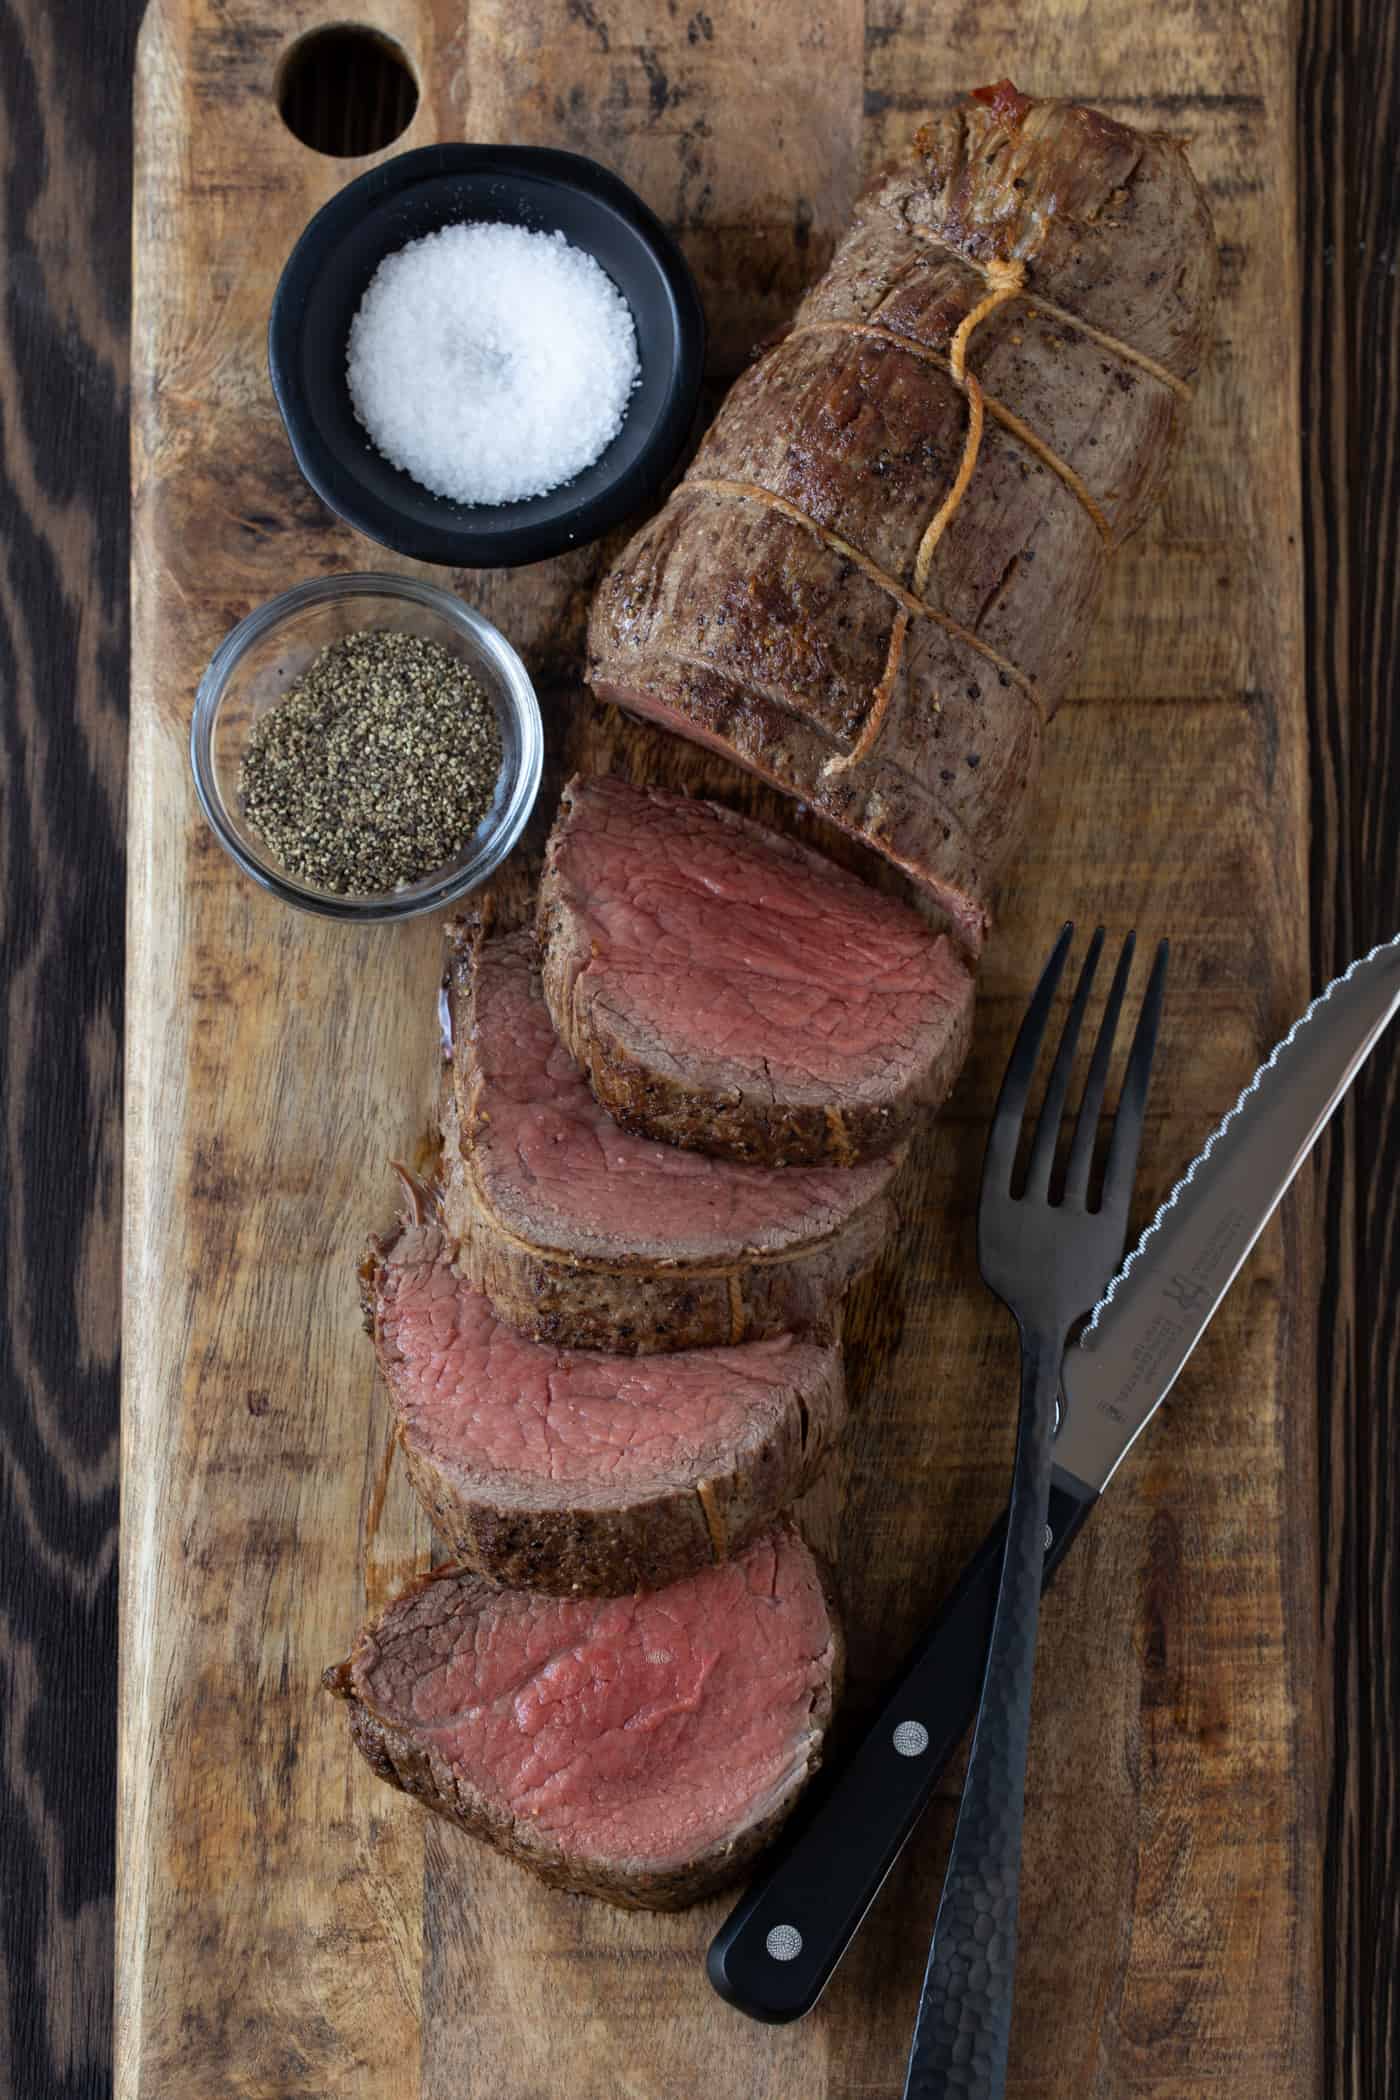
[686,233,1193,779]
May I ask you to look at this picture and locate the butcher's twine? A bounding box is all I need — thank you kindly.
[685,237,1194,782]
[773,317,1115,549]
[827,257,1027,777]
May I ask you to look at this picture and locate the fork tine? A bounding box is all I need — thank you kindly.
[981,921,1074,1194]
[1022,927,1105,1200]
[1100,938,1170,1216]
[1062,932,1136,1204]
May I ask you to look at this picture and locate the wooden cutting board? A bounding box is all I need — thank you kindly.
[119,2,1322,2094]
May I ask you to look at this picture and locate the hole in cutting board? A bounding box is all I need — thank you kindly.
[277,27,418,157]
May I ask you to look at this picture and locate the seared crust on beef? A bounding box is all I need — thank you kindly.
[442,924,898,1350]
[446,1170,885,1355]
[363,1216,848,1596]
[537,775,976,1167]
[324,1529,844,1910]
[588,90,1217,948]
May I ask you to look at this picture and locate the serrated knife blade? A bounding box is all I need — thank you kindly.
[709,930,1400,2030]
[1056,928,1400,1496]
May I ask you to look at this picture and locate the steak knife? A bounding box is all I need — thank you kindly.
[709,928,1400,2025]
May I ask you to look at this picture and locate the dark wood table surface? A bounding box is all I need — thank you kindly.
[0,2,1394,2096]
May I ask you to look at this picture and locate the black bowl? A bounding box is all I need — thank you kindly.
[268,144,705,569]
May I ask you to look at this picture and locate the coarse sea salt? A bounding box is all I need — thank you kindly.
[347,221,640,507]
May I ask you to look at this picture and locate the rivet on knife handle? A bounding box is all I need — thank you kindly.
[706,1475,1095,2023]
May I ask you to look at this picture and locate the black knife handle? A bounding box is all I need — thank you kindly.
[706,1469,1096,2024]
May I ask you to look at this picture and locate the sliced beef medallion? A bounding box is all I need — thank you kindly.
[442,924,898,1350]
[325,1520,842,1909]
[364,1212,845,1595]
[588,86,1216,952]
[537,774,974,1168]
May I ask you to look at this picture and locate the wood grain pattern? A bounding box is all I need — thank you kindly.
[1298,1,1400,2096]
[14,0,1400,2095]
[0,0,142,2096]
[116,5,1328,2098]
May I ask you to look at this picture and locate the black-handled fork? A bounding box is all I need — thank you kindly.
[901,924,1167,2100]
[708,927,1166,2031]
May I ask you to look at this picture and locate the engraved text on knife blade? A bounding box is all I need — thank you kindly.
[1089,1201,1250,1424]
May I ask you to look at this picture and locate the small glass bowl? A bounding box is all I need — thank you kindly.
[190,572,542,921]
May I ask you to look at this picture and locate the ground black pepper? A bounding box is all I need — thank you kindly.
[239,629,502,893]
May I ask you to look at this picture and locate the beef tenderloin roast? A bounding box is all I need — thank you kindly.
[588,86,1216,954]
[442,925,898,1349]
[324,1521,842,1909]
[365,1213,846,1595]
[537,773,975,1167]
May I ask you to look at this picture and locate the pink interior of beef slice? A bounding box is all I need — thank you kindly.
[377,1220,839,1506]
[345,1525,836,1866]
[544,774,973,1110]
[461,928,898,1261]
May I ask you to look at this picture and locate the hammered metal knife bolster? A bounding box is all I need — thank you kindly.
[709,930,1400,2025]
